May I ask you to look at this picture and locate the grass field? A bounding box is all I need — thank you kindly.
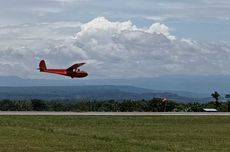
[0,116,229,152]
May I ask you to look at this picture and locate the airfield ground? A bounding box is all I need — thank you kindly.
[0,115,229,152]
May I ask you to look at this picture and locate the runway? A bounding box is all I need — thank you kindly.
[0,112,230,116]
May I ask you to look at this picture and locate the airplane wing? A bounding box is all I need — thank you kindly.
[67,63,85,72]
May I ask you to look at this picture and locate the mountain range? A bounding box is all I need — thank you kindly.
[0,85,210,102]
[1,75,229,102]
[1,75,226,102]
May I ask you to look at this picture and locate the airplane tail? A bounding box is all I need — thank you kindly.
[39,60,47,71]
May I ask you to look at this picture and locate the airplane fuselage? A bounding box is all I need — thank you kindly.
[38,60,88,78]
[41,69,88,78]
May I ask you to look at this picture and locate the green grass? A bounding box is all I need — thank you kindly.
[0,116,230,152]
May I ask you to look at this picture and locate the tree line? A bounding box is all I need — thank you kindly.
[0,98,229,112]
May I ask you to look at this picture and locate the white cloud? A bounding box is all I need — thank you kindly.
[52,0,86,3]
[76,17,175,40]
[0,17,230,79]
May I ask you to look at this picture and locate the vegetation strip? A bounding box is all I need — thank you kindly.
[0,98,230,112]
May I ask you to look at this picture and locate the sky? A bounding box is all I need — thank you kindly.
[0,0,230,79]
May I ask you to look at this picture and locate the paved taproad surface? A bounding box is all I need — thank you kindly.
[0,112,230,116]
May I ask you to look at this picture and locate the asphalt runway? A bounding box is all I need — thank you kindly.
[0,112,230,116]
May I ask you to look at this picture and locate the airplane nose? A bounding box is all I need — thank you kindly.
[80,71,88,77]
[84,72,88,77]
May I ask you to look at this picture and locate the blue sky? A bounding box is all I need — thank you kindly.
[0,0,230,79]
[1,0,230,41]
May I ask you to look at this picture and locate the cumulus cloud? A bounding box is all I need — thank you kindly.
[76,17,175,41]
[52,0,85,3]
[0,17,229,79]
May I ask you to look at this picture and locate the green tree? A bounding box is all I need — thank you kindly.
[226,94,230,112]
[228,101,230,112]
[211,91,220,109]
[31,99,48,111]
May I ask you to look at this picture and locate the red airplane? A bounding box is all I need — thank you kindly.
[38,60,88,78]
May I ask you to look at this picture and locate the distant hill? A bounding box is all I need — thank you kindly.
[2,75,229,101]
[0,85,209,102]
[1,75,230,93]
